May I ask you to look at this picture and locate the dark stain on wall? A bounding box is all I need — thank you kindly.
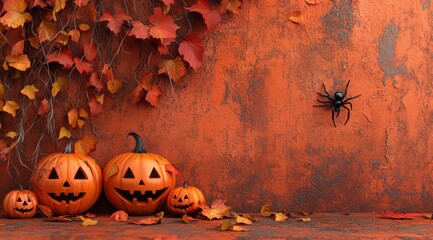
[321,0,355,47]
[378,23,407,86]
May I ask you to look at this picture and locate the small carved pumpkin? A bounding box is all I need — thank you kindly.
[167,181,205,215]
[103,132,176,216]
[3,186,38,218]
[32,142,102,215]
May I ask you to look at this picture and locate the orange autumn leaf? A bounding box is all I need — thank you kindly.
[51,76,68,97]
[128,20,150,40]
[107,78,123,94]
[58,127,71,139]
[0,82,5,99]
[74,0,89,8]
[274,213,288,222]
[111,210,128,222]
[129,84,145,104]
[77,119,85,129]
[53,31,69,46]
[178,34,204,71]
[165,164,180,175]
[5,54,31,71]
[289,10,301,23]
[53,0,66,21]
[87,72,103,92]
[28,37,40,49]
[38,20,57,42]
[79,23,90,31]
[148,8,180,40]
[96,94,104,104]
[182,214,198,223]
[99,11,132,36]
[73,57,93,74]
[220,0,242,15]
[158,57,186,83]
[260,203,275,217]
[200,200,232,220]
[0,0,32,28]
[38,98,49,115]
[68,108,78,128]
[145,84,162,107]
[47,49,74,69]
[68,29,80,43]
[5,131,17,139]
[37,205,53,218]
[3,100,20,117]
[20,84,39,100]
[186,0,221,30]
[74,135,97,154]
[78,108,89,119]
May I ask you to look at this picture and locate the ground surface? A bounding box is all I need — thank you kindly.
[0,213,433,239]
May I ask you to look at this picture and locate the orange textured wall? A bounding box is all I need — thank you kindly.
[3,0,433,213]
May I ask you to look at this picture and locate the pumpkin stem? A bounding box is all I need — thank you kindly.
[183,181,188,188]
[64,141,73,154]
[128,132,147,153]
[18,185,23,191]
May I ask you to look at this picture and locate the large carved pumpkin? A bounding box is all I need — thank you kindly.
[167,181,205,215]
[3,186,38,218]
[32,142,102,215]
[103,132,176,215]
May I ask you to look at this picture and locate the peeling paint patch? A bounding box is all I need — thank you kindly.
[321,0,355,47]
[378,23,407,86]
[221,81,230,105]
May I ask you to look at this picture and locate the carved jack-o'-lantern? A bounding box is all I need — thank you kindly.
[166,181,205,215]
[32,142,102,215]
[3,186,38,218]
[103,132,176,216]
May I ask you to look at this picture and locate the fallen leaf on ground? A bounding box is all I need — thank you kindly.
[275,213,288,222]
[296,217,311,222]
[38,204,53,217]
[182,214,198,223]
[379,212,422,220]
[128,211,163,225]
[111,210,128,222]
[200,200,232,220]
[260,203,275,217]
[44,216,72,222]
[236,215,252,225]
[81,217,98,226]
[85,213,96,218]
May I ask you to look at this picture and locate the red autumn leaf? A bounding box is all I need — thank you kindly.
[73,57,93,74]
[47,49,74,69]
[178,34,204,71]
[68,29,80,43]
[128,20,150,40]
[165,164,180,175]
[101,64,114,81]
[129,85,146,104]
[89,96,103,115]
[74,0,89,8]
[379,212,422,220]
[148,8,180,40]
[37,204,53,217]
[99,11,132,36]
[84,43,97,62]
[87,72,104,92]
[30,0,50,8]
[37,98,49,115]
[145,84,162,107]
[11,40,25,56]
[187,0,222,30]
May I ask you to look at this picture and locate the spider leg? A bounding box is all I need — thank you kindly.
[313,104,333,107]
[336,109,341,118]
[342,105,351,125]
[343,80,351,97]
[322,83,332,98]
[342,101,353,110]
[332,109,336,127]
[317,92,334,102]
[316,99,333,104]
[342,94,362,103]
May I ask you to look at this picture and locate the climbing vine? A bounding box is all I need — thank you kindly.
[0,0,241,176]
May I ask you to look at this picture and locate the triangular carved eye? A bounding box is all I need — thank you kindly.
[184,195,189,199]
[74,167,88,179]
[149,168,160,178]
[48,168,59,179]
[124,167,135,178]
[17,197,22,202]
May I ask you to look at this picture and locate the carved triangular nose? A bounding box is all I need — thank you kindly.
[23,201,28,206]
[63,181,71,187]
[139,179,145,185]
[178,198,183,203]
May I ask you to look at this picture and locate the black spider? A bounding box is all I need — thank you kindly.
[313,80,361,127]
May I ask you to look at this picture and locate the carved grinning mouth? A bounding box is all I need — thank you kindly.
[13,207,34,214]
[173,203,193,209]
[115,187,168,203]
[48,192,85,204]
